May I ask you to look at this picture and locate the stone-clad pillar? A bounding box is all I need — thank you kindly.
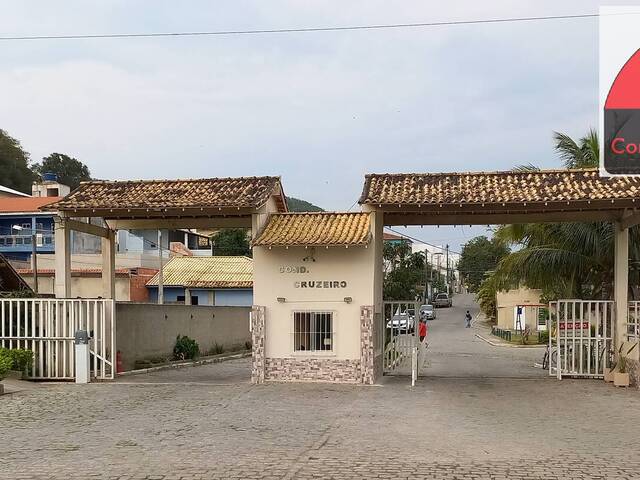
[360,305,375,384]
[251,305,266,384]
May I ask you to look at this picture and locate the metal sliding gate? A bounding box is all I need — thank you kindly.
[383,301,422,384]
[0,299,115,380]
[548,300,614,379]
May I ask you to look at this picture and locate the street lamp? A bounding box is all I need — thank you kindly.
[12,225,38,294]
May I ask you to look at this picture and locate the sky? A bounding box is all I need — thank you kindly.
[0,1,635,251]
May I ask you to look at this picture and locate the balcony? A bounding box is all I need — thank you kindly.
[0,233,55,253]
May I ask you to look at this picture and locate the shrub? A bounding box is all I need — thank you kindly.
[0,353,12,380]
[0,348,34,375]
[210,343,225,355]
[244,340,253,351]
[173,335,199,361]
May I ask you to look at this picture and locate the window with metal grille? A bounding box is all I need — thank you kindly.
[294,311,334,352]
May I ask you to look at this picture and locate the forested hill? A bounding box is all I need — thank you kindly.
[286,196,324,212]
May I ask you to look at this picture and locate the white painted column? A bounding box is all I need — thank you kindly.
[614,222,629,349]
[54,218,71,298]
[158,229,164,304]
[102,230,116,299]
[185,288,192,305]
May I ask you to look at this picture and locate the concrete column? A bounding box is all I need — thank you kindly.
[54,218,71,298]
[102,230,116,299]
[614,222,629,349]
[184,288,192,305]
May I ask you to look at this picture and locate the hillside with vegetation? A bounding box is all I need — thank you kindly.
[286,196,324,212]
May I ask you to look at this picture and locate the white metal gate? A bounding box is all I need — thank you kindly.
[0,299,115,380]
[383,301,421,382]
[548,300,614,379]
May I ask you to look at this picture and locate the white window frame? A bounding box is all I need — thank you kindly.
[291,310,336,356]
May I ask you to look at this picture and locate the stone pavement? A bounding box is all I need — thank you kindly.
[2,295,640,479]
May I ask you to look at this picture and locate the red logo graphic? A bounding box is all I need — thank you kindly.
[604,49,640,174]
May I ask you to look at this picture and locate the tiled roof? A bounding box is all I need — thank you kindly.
[359,169,640,206]
[253,212,371,247]
[0,197,61,213]
[146,256,253,289]
[48,176,285,212]
[17,268,130,277]
[0,185,30,197]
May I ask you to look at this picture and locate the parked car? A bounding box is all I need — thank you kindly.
[434,293,452,308]
[386,312,415,332]
[420,304,436,320]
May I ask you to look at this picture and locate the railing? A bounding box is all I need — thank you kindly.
[0,299,115,380]
[549,300,614,379]
[0,233,54,250]
[627,301,640,342]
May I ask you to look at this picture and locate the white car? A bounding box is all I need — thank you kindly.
[420,304,436,320]
[434,293,452,308]
[386,313,415,332]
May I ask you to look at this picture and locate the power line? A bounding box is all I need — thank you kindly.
[385,227,462,255]
[0,13,605,42]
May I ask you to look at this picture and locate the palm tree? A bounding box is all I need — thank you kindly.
[487,130,640,300]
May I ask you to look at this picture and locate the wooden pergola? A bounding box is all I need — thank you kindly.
[45,176,287,299]
[359,168,640,347]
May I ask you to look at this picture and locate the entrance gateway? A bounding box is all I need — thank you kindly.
[5,169,638,383]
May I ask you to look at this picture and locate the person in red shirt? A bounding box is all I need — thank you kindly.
[418,319,428,343]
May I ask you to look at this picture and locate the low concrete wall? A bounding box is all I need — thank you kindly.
[116,303,251,371]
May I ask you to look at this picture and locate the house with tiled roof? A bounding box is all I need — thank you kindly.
[145,256,253,306]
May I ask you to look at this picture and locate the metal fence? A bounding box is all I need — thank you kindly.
[383,301,421,383]
[627,301,640,342]
[0,299,115,380]
[549,300,614,379]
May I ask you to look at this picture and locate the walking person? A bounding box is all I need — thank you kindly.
[418,318,428,343]
[465,310,472,328]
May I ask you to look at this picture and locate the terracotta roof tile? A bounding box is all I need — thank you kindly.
[48,177,284,212]
[146,256,253,289]
[0,197,61,213]
[359,169,640,206]
[253,212,371,247]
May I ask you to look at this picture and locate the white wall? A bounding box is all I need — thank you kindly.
[253,245,376,360]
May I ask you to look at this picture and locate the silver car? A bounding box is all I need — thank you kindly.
[420,304,436,320]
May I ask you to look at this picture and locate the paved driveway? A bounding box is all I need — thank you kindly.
[2,295,640,479]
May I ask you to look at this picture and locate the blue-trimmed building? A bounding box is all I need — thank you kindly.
[146,256,253,306]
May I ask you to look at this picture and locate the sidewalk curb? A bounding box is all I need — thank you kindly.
[117,351,251,377]
[474,333,545,349]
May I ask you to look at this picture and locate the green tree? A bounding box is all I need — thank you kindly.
[458,236,510,293]
[286,196,323,212]
[489,130,640,300]
[31,153,91,190]
[0,129,34,194]
[211,229,251,257]
[383,242,429,301]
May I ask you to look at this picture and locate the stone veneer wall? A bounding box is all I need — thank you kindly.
[265,358,362,383]
[256,305,378,384]
[627,358,640,388]
[360,305,375,384]
[251,305,266,384]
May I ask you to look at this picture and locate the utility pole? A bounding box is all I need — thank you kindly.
[445,244,450,295]
[158,229,164,305]
[31,232,38,295]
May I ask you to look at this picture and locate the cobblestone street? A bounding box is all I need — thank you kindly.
[2,296,640,479]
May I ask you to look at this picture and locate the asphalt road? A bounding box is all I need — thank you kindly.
[421,293,545,378]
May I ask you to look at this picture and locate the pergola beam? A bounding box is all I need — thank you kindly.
[64,218,112,239]
[106,217,252,230]
[383,210,623,226]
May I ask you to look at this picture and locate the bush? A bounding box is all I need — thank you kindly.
[0,348,34,375]
[173,335,199,361]
[210,343,225,355]
[0,354,12,380]
[244,340,252,351]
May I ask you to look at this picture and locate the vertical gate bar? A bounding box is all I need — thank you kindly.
[587,302,593,376]
[101,300,106,379]
[93,301,98,377]
[110,300,115,378]
[579,302,584,376]
[38,301,43,378]
[31,300,36,377]
[9,300,13,350]
[1,300,5,349]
